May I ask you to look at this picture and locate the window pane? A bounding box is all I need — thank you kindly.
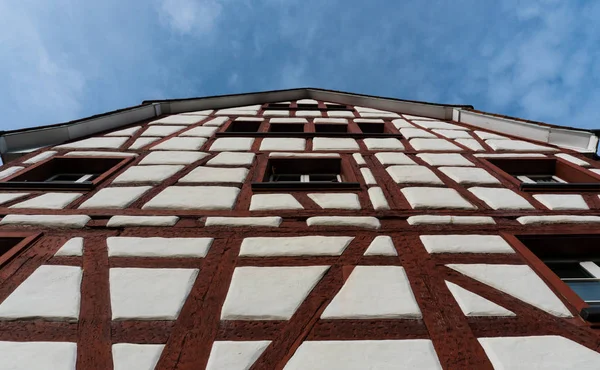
[528,175,559,183]
[46,174,86,182]
[272,174,301,182]
[546,262,592,278]
[309,174,339,182]
[566,281,600,302]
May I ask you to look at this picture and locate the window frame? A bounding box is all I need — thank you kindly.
[0,232,42,270]
[483,157,600,192]
[251,156,360,191]
[0,155,132,190]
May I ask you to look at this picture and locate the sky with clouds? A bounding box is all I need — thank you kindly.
[1,0,599,131]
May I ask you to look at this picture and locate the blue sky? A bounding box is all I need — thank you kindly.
[1,0,599,131]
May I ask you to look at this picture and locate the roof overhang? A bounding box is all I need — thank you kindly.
[0,88,597,163]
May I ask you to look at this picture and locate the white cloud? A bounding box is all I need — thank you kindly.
[158,0,223,36]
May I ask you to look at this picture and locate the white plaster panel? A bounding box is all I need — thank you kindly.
[364,236,397,256]
[468,187,534,210]
[533,194,589,210]
[420,235,514,254]
[314,118,348,124]
[204,217,282,227]
[403,114,435,121]
[401,187,476,210]
[447,264,572,316]
[391,119,415,128]
[234,116,263,121]
[151,137,207,151]
[80,186,152,209]
[0,214,91,228]
[206,341,271,370]
[445,281,515,317]
[592,169,600,175]
[110,267,199,320]
[55,238,84,257]
[475,153,547,158]
[249,194,303,211]
[182,110,212,115]
[400,128,436,139]
[363,138,405,151]
[517,215,600,225]
[263,110,290,116]
[359,112,400,118]
[417,153,473,166]
[105,126,141,137]
[368,187,390,211]
[433,129,473,139]
[139,151,208,165]
[10,193,82,209]
[360,168,377,185]
[150,115,204,125]
[179,166,248,184]
[141,125,186,137]
[216,110,257,116]
[555,153,591,167]
[269,118,307,123]
[221,266,329,320]
[107,216,179,227]
[0,265,82,320]
[259,138,306,151]
[296,99,318,104]
[313,138,359,151]
[113,165,184,184]
[210,138,255,151]
[386,165,443,185]
[375,152,415,166]
[439,167,501,185]
[240,236,353,257]
[412,121,467,130]
[143,186,239,210]
[203,117,230,126]
[64,151,137,157]
[269,152,340,158]
[0,341,77,370]
[409,139,462,151]
[326,110,356,118]
[284,340,442,370]
[354,106,393,113]
[478,336,600,370]
[178,126,218,137]
[207,152,255,166]
[129,137,160,150]
[107,237,213,258]
[474,130,509,140]
[486,139,558,152]
[455,138,485,151]
[0,166,24,179]
[352,153,366,166]
[309,193,361,210]
[112,343,165,370]
[296,110,323,117]
[322,266,421,319]
[56,137,128,149]
[23,151,57,164]
[407,215,495,225]
[354,118,385,123]
[306,216,381,229]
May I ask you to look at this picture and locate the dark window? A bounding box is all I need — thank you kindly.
[315,124,347,133]
[252,157,360,190]
[0,156,130,190]
[324,103,353,111]
[486,158,600,191]
[227,121,262,133]
[518,234,600,308]
[265,103,291,110]
[269,123,305,133]
[297,103,320,110]
[357,122,385,134]
[0,233,40,269]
